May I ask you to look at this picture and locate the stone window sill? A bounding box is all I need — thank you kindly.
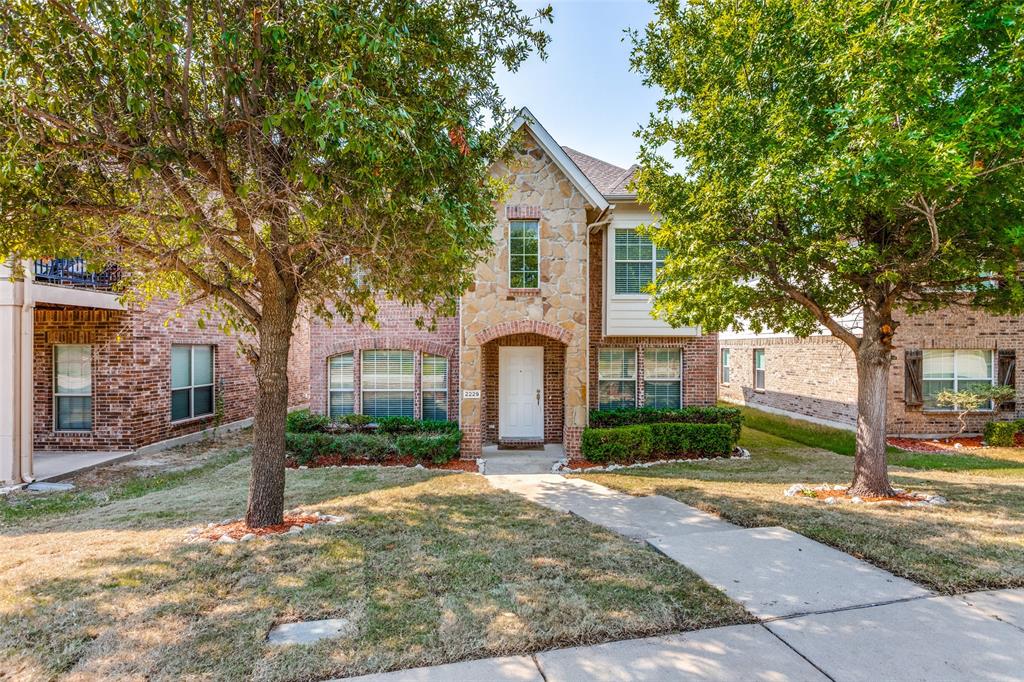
[507,288,541,297]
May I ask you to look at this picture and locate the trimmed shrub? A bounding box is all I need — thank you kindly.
[395,431,463,464]
[375,416,459,434]
[649,422,733,458]
[342,414,374,432]
[286,409,330,434]
[580,425,653,464]
[984,420,1021,447]
[285,431,397,465]
[589,406,742,442]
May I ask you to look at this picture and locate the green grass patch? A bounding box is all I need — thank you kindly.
[728,403,1024,472]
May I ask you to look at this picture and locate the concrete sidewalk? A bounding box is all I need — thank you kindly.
[331,472,1024,680]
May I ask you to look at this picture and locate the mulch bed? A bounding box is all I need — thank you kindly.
[198,514,327,541]
[285,455,478,472]
[887,434,1024,453]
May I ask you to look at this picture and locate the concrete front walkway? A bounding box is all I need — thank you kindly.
[336,470,1024,680]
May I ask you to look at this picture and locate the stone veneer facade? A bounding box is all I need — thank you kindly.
[720,308,1024,436]
[460,133,591,457]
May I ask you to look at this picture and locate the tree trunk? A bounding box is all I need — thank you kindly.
[246,298,297,528]
[849,308,897,497]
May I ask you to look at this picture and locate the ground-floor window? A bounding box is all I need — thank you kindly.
[54,344,92,431]
[598,348,637,409]
[720,348,730,384]
[171,344,214,421]
[753,348,766,390]
[328,352,355,417]
[421,353,448,421]
[361,349,415,418]
[644,348,682,408]
[923,349,994,410]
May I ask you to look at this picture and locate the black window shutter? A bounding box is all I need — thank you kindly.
[904,349,923,407]
[998,349,1016,410]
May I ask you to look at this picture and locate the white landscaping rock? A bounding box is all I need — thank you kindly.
[217,534,236,544]
[239,533,256,542]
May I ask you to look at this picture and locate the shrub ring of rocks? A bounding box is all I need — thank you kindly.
[555,447,751,473]
[184,509,350,544]
[782,483,947,507]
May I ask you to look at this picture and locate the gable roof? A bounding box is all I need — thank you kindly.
[561,147,637,199]
[511,108,608,211]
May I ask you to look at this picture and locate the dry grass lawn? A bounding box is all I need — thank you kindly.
[578,427,1024,594]
[0,453,747,681]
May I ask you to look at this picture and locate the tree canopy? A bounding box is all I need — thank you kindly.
[632,0,1024,347]
[0,0,552,525]
[0,0,550,330]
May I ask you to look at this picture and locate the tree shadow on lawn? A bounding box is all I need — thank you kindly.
[0,483,747,681]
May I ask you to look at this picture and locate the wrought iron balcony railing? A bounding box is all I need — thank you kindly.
[33,258,122,290]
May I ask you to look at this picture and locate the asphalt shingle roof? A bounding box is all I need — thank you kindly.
[561,146,637,197]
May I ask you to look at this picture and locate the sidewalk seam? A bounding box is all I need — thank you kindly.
[761,623,836,682]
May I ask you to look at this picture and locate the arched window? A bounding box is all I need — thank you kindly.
[421,354,449,421]
[328,353,354,417]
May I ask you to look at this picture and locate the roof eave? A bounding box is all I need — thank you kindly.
[510,107,609,211]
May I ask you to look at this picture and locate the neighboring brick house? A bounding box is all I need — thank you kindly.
[719,309,1020,437]
[301,108,718,458]
[0,259,310,484]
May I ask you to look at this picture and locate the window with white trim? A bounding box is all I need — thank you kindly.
[721,348,731,384]
[509,220,540,289]
[171,345,214,421]
[328,353,355,417]
[753,349,766,390]
[644,348,682,408]
[54,344,92,431]
[923,349,995,410]
[421,353,449,421]
[614,227,667,295]
[598,348,637,409]
[361,350,414,418]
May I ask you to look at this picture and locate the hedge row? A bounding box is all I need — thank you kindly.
[285,430,462,465]
[580,422,734,464]
[286,409,458,435]
[983,419,1024,447]
[589,406,742,441]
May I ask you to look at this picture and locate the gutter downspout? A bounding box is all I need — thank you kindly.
[19,259,34,482]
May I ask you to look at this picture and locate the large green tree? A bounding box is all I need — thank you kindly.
[632,0,1024,495]
[0,0,550,525]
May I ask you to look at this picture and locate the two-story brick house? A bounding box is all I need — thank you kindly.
[0,258,309,485]
[719,309,1021,437]
[303,109,718,458]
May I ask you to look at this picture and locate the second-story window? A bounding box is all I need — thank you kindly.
[614,228,666,295]
[509,220,539,289]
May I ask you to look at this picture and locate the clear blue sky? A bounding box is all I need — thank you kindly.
[496,0,659,170]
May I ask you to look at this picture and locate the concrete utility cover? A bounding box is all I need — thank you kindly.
[342,656,542,681]
[960,588,1024,632]
[267,618,353,645]
[767,595,1024,681]
[535,624,827,681]
[648,526,930,618]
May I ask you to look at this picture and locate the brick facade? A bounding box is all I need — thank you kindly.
[720,308,1024,436]
[481,333,566,444]
[587,228,719,411]
[34,298,259,452]
[307,299,460,422]
[718,336,859,428]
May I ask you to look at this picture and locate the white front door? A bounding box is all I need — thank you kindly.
[499,346,544,439]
